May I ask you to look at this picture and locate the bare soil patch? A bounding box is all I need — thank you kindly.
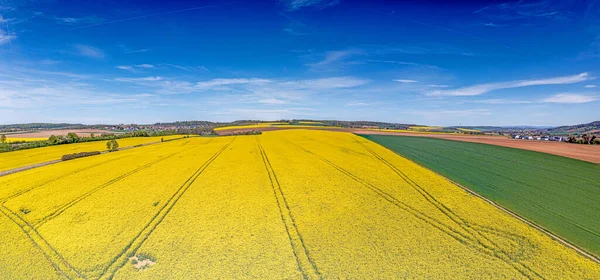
[129,256,156,270]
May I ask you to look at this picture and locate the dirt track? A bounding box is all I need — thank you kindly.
[6,129,115,138]
[217,127,600,164]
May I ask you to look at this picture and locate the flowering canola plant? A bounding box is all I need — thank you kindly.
[0,130,598,279]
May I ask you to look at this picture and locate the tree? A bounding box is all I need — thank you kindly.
[106,140,119,151]
[0,134,5,144]
[90,133,95,138]
[48,135,59,144]
[66,132,80,143]
[582,134,591,144]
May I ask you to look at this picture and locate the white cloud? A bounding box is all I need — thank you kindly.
[408,109,492,119]
[162,63,209,71]
[116,64,155,72]
[280,76,369,89]
[281,0,339,11]
[584,84,597,88]
[429,72,592,96]
[474,99,533,104]
[115,76,163,82]
[308,50,357,68]
[54,16,103,25]
[135,64,154,68]
[0,15,13,23]
[258,98,288,104]
[346,102,371,106]
[428,84,449,88]
[541,93,599,104]
[0,27,15,46]
[196,78,271,89]
[74,44,104,59]
[394,79,418,83]
[124,49,148,54]
[116,65,135,72]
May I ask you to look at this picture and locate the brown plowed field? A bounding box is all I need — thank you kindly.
[217,127,600,164]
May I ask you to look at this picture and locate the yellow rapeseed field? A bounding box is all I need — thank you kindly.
[408,125,443,131]
[0,135,184,172]
[0,130,598,279]
[5,137,49,142]
[214,122,287,131]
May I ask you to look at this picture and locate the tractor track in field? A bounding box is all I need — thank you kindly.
[256,138,321,280]
[285,137,544,280]
[360,138,600,265]
[1,154,132,203]
[0,205,83,279]
[33,149,187,229]
[99,138,235,279]
[0,139,196,279]
[353,139,546,279]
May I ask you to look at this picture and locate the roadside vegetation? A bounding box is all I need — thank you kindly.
[0,131,177,153]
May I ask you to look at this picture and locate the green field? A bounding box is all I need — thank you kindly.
[361,134,600,258]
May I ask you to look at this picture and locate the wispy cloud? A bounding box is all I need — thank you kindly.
[408,109,492,119]
[258,98,288,104]
[367,59,440,69]
[0,15,13,23]
[0,25,15,46]
[54,16,104,25]
[115,76,163,82]
[541,93,599,104]
[308,50,359,69]
[71,3,235,30]
[482,22,508,27]
[196,78,271,89]
[584,84,597,88]
[394,79,418,83]
[135,64,154,68]
[124,48,149,54]
[428,84,449,88]
[281,0,339,11]
[346,102,372,107]
[474,0,568,22]
[161,63,209,71]
[116,65,135,72]
[474,99,534,104]
[280,76,369,89]
[116,64,155,72]
[429,72,592,96]
[74,44,104,59]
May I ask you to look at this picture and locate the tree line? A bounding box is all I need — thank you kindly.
[0,130,178,153]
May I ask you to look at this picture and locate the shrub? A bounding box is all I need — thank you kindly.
[106,140,119,151]
[61,151,101,161]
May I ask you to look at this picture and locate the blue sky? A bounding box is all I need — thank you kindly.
[0,0,599,126]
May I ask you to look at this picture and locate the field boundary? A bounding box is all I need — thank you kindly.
[357,135,600,264]
[216,127,600,164]
[0,137,190,178]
